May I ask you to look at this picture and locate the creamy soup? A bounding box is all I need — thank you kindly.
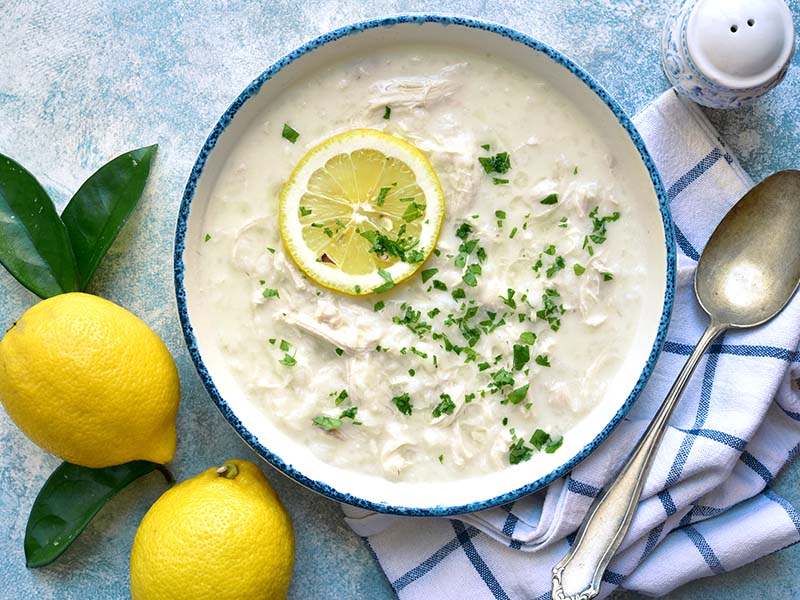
[197,44,649,482]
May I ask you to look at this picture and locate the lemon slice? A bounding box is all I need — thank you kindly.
[279,129,445,295]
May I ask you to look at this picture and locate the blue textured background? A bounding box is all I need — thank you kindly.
[0,2,798,599]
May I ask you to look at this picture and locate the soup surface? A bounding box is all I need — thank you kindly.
[198,44,650,482]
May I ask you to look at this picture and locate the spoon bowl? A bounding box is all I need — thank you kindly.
[696,169,800,327]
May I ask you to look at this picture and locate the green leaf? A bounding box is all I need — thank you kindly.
[507,384,529,404]
[530,429,551,450]
[546,437,564,453]
[312,416,342,430]
[61,144,157,290]
[0,153,79,298]
[512,344,530,371]
[25,460,169,568]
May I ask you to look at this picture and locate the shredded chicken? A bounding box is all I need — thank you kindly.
[367,63,468,111]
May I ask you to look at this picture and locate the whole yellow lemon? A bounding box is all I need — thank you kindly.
[130,459,295,600]
[0,292,179,467]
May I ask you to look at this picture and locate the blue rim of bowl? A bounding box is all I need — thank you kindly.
[174,14,676,516]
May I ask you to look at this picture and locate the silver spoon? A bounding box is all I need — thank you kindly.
[552,170,800,600]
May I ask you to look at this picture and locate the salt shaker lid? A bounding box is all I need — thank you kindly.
[687,0,795,89]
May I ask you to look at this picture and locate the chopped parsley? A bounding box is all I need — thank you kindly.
[535,354,551,367]
[513,344,530,371]
[262,288,280,299]
[546,437,564,453]
[519,331,537,345]
[373,268,395,293]
[588,206,621,245]
[602,271,614,281]
[530,429,550,450]
[499,288,517,309]
[481,143,491,151]
[204,233,211,242]
[536,290,565,332]
[281,123,299,143]
[333,389,349,406]
[444,304,482,347]
[509,429,563,462]
[491,368,515,391]
[335,347,344,356]
[493,178,509,185]
[402,200,426,223]
[530,429,563,452]
[546,256,566,278]
[509,226,518,239]
[279,353,297,367]
[432,280,448,291]
[410,347,428,359]
[559,217,569,228]
[573,263,586,276]
[339,406,358,420]
[312,416,341,431]
[432,394,456,418]
[383,106,392,120]
[277,340,296,366]
[361,227,422,264]
[462,263,481,287]
[392,392,413,416]
[299,206,312,217]
[507,384,529,405]
[540,193,559,205]
[421,268,438,283]
[375,186,391,206]
[509,439,533,464]
[392,304,432,337]
[455,222,473,240]
[374,301,385,312]
[438,454,445,464]
[478,151,511,175]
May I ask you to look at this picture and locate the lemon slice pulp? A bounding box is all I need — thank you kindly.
[279,129,445,295]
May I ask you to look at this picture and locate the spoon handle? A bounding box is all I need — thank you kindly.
[551,320,727,600]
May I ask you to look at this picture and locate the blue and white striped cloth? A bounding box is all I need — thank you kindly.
[343,89,800,599]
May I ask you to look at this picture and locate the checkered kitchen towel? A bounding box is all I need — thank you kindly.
[343,89,800,599]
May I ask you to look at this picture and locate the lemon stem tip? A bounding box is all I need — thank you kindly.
[216,462,239,479]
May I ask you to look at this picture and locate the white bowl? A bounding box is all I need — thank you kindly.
[174,15,676,516]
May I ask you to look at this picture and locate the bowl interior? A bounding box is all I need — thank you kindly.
[176,17,673,515]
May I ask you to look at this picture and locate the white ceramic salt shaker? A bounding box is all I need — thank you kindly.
[662,0,796,108]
